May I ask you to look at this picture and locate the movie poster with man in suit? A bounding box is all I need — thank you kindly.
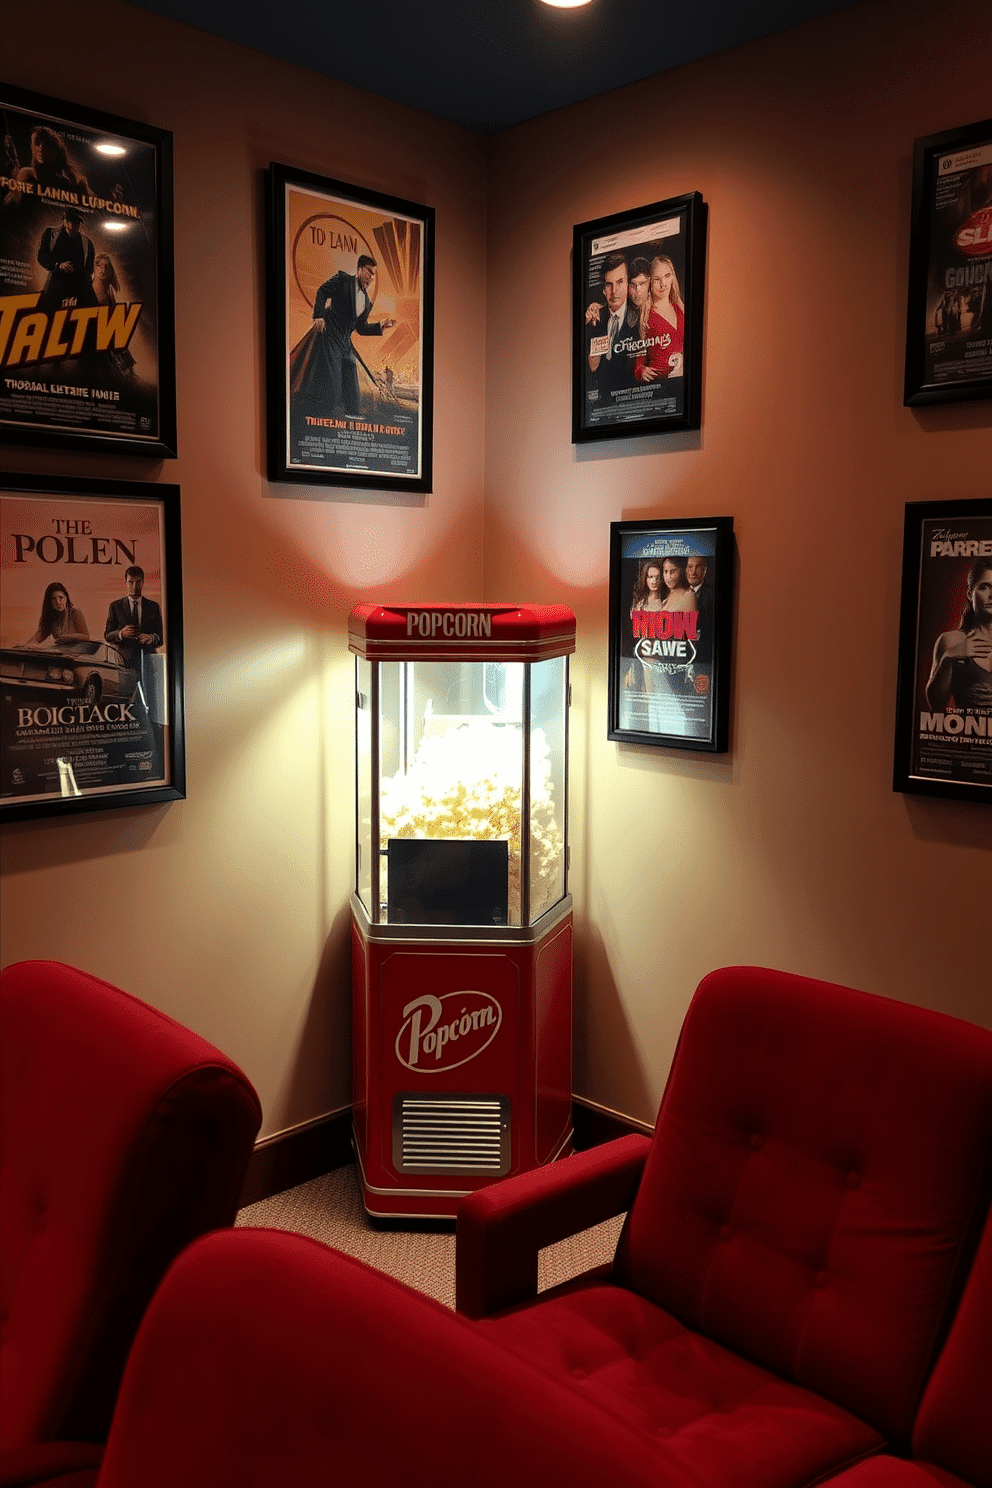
[0,482,179,815]
[270,165,434,491]
[1,88,174,455]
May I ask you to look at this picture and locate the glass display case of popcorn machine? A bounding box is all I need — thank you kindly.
[349,602,575,1219]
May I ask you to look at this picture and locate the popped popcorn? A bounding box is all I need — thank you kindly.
[380,719,563,923]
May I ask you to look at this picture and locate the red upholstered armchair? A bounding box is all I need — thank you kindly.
[10,967,991,1488]
[0,960,262,1487]
[824,1203,992,1488]
[69,1227,671,1488]
[456,967,992,1488]
[17,1209,992,1488]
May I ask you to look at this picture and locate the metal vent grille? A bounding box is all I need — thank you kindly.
[393,1093,511,1176]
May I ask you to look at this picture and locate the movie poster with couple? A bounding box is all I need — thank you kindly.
[573,192,706,442]
[0,475,185,822]
[0,86,175,455]
[608,517,733,754]
[894,499,992,803]
[267,163,435,493]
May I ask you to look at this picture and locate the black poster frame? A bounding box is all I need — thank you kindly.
[904,118,992,407]
[266,161,435,493]
[892,497,992,804]
[572,192,706,442]
[608,515,733,754]
[1,472,186,822]
[1,85,177,457]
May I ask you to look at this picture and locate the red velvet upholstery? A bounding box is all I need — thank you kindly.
[912,1203,992,1487]
[476,1277,884,1488]
[457,1132,651,1316]
[0,960,262,1470]
[824,1207,992,1488]
[90,1228,670,1488]
[22,1219,991,1488]
[824,1466,968,1488]
[457,967,992,1485]
[5,1474,98,1488]
[0,1444,101,1488]
[12,965,990,1488]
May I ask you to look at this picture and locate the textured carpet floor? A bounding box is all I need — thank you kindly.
[237,1164,624,1309]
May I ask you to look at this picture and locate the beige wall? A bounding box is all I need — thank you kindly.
[2,0,989,1140]
[0,0,488,1138]
[483,0,992,1122]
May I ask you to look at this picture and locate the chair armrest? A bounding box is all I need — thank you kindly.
[456,1133,651,1318]
[0,1442,103,1487]
[96,1228,665,1488]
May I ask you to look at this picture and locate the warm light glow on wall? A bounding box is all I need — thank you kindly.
[540,0,593,7]
[197,635,309,706]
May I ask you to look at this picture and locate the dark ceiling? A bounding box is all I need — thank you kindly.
[125,0,855,134]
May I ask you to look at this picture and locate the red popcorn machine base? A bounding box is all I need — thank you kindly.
[351,902,573,1220]
[348,603,576,1220]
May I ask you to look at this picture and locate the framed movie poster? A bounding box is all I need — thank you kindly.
[904,119,992,406]
[573,193,706,443]
[608,516,733,753]
[266,162,435,492]
[1,473,185,822]
[893,498,991,804]
[0,86,176,456]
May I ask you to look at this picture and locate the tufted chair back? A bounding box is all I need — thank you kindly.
[613,966,992,1446]
[0,960,262,1452]
[912,1202,992,1487]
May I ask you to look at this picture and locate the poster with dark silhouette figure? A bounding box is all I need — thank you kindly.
[893,499,992,803]
[1,86,176,455]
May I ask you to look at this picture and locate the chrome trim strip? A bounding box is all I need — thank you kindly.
[563,656,570,899]
[352,1132,472,1198]
[521,664,531,926]
[370,662,381,923]
[351,640,576,665]
[547,1126,574,1163]
[363,1204,461,1220]
[351,891,572,944]
[353,654,361,904]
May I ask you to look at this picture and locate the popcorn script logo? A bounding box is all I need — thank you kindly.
[396,992,502,1072]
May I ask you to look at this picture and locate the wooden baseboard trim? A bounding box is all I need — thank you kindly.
[572,1095,654,1149]
[240,1108,353,1207]
[240,1097,653,1206]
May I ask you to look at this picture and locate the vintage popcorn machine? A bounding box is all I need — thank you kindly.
[349,603,575,1219]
